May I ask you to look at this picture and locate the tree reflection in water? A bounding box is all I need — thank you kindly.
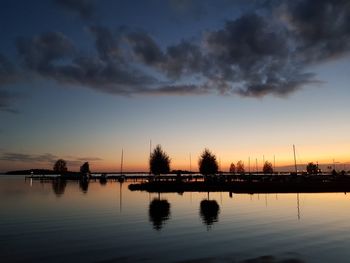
[200,199,220,230]
[79,179,89,193]
[148,198,171,231]
[52,179,66,196]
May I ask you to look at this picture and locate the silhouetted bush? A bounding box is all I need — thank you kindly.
[149,198,171,231]
[236,160,245,174]
[198,148,218,176]
[229,163,236,174]
[306,162,318,175]
[150,145,171,175]
[263,161,273,174]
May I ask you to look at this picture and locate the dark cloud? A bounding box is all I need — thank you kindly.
[126,31,165,65]
[0,152,102,164]
[141,83,210,95]
[16,32,76,76]
[202,13,304,96]
[0,153,58,163]
[16,30,158,95]
[54,0,96,20]
[284,0,350,63]
[0,90,19,114]
[0,53,18,85]
[10,0,350,98]
[89,25,121,61]
[76,157,102,161]
[164,41,205,78]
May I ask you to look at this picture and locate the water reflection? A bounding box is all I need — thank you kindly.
[99,174,107,185]
[148,198,171,231]
[79,179,89,193]
[200,199,220,230]
[52,179,66,196]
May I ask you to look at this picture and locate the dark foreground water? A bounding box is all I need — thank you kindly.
[2,175,350,262]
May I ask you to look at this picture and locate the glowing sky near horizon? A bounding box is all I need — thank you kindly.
[1,0,350,172]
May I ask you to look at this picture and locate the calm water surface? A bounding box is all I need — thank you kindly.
[2,175,350,262]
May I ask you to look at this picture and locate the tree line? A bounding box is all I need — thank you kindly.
[149,145,274,176]
[52,145,342,176]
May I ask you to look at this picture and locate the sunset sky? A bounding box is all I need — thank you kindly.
[1,0,350,172]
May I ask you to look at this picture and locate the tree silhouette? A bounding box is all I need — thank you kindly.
[200,199,220,229]
[263,161,273,174]
[53,159,67,174]
[149,198,171,231]
[229,163,236,174]
[198,148,218,176]
[236,160,245,174]
[80,162,90,175]
[306,162,318,175]
[150,145,171,175]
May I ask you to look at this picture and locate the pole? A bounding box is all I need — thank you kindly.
[293,144,297,174]
[189,153,192,173]
[120,148,123,175]
[274,155,276,172]
[248,157,250,174]
[149,140,152,175]
[256,158,258,174]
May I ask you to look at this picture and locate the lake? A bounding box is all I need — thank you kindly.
[1,175,350,262]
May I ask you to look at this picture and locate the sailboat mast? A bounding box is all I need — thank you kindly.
[189,153,192,173]
[248,156,251,174]
[293,144,297,174]
[120,148,124,175]
[149,140,152,175]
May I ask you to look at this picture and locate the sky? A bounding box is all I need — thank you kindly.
[0,0,350,172]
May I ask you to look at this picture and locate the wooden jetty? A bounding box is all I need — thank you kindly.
[128,174,350,193]
[24,174,204,182]
[24,173,350,194]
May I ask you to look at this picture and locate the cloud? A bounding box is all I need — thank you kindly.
[126,31,165,66]
[16,30,158,95]
[141,83,210,95]
[89,25,121,61]
[76,157,103,161]
[283,0,350,63]
[0,153,58,163]
[10,1,350,98]
[16,32,76,75]
[0,152,102,164]
[0,53,18,85]
[54,0,96,20]
[0,90,19,114]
